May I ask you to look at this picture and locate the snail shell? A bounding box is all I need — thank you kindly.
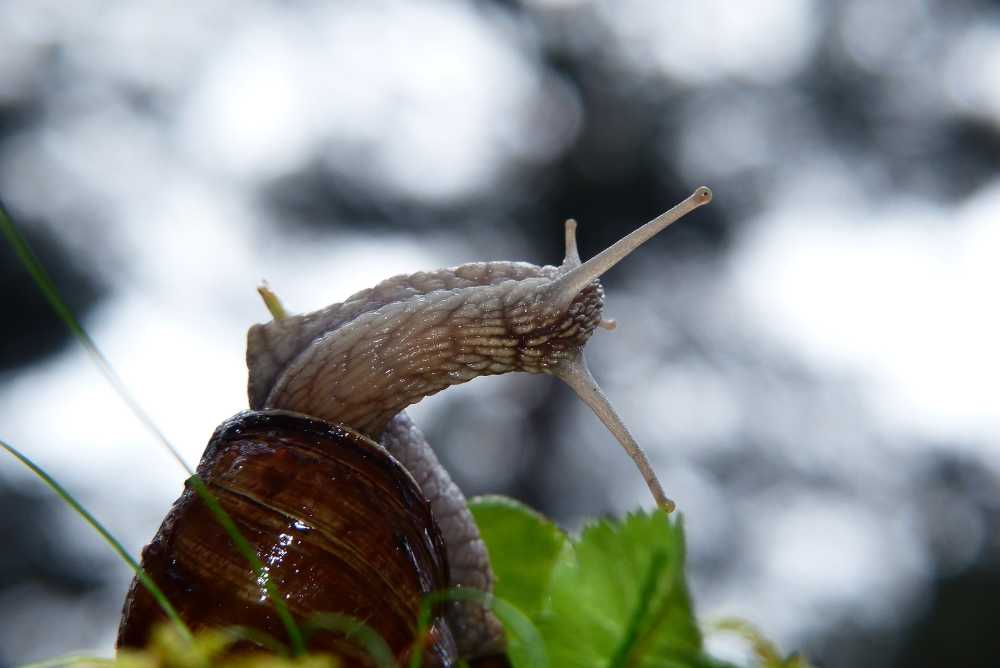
[117,410,459,666]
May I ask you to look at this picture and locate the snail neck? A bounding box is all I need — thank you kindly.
[261,275,605,439]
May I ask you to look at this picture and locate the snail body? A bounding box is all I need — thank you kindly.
[117,188,713,665]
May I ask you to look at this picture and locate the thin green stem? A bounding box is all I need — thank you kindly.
[1,198,312,655]
[411,588,546,668]
[631,544,687,666]
[708,618,790,666]
[0,438,192,643]
[186,475,306,657]
[608,550,669,668]
[0,198,192,475]
[303,613,397,668]
[219,626,290,656]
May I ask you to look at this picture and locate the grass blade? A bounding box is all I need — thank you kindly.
[0,197,192,475]
[0,198,310,654]
[304,613,398,668]
[186,475,306,656]
[219,626,290,656]
[411,589,547,668]
[0,437,192,643]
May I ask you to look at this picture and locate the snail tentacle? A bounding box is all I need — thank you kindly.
[257,281,289,320]
[553,354,675,513]
[562,218,581,268]
[548,186,713,305]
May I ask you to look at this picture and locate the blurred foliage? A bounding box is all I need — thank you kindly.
[89,626,336,668]
[708,620,813,668]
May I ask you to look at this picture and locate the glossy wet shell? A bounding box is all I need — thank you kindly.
[117,410,457,667]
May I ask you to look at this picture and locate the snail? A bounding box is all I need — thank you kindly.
[116,187,713,665]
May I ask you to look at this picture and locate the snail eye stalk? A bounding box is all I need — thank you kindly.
[550,187,713,304]
[550,187,714,514]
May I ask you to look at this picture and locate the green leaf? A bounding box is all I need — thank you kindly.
[540,511,726,668]
[468,495,572,619]
[471,500,738,668]
[413,588,548,668]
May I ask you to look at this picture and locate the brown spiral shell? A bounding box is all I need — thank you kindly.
[117,409,458,667]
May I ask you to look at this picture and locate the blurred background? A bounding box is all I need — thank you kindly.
[0,1,998,666]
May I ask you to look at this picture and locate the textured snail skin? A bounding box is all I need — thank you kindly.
[381,412,505,658]
[248,261,603,436]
